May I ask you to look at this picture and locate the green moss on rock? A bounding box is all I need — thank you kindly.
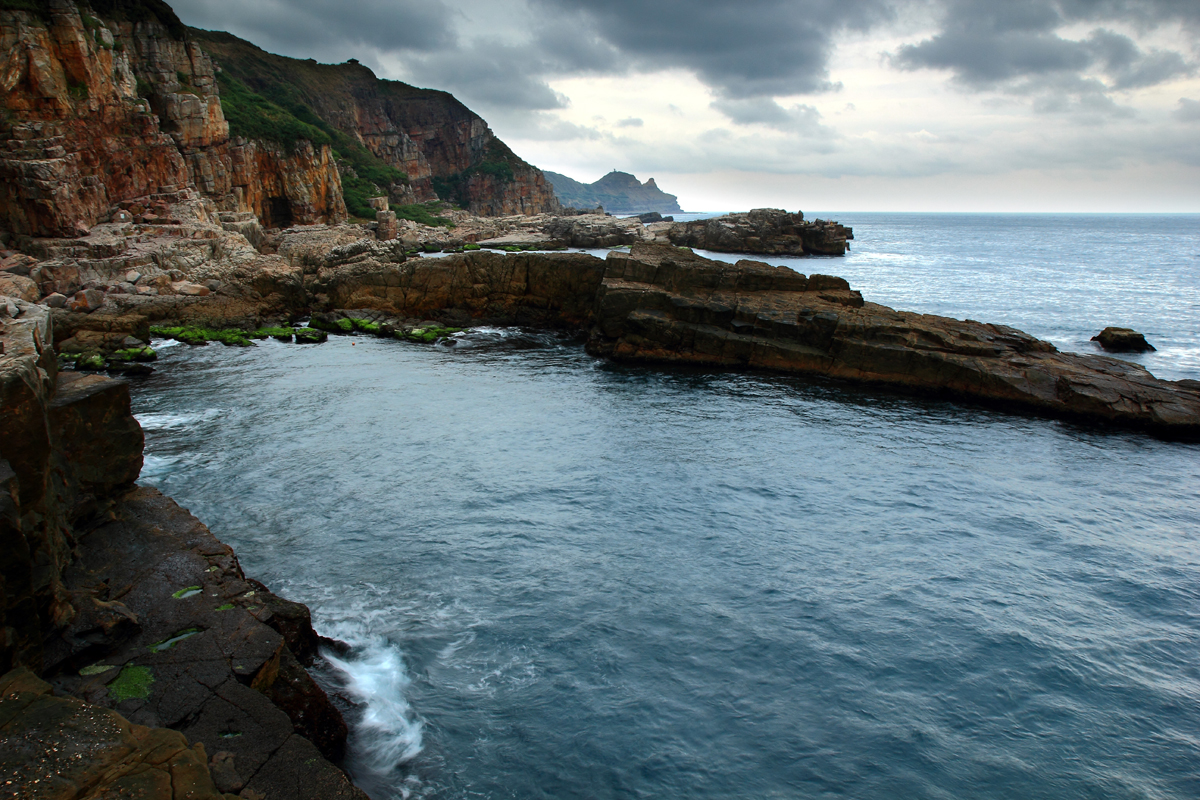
[108,665,154,702]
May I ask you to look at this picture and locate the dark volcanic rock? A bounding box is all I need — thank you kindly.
[1093,327,1156,353]
[667,209,853,256]
[587,244,1200,438]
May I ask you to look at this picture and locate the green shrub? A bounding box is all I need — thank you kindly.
[391,202,454,229]
[216,73,330,153]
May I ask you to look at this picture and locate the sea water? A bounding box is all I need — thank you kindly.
[131,214,1200,800]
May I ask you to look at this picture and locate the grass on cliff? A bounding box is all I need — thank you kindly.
[212,73,408,220]
[432,139,518,208]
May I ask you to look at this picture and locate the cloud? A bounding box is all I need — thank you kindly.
[174,0,454,60]
[709,97,835,137]
[1175,97,1200,121]
[530,0,895,98]
[615,118,644,128]
[889,0,1197,107]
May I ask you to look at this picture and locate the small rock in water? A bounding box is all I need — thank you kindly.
[1092,327,1156,353]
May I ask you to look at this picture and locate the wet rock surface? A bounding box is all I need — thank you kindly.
[586,244,1200,438]
[0,307,369,798]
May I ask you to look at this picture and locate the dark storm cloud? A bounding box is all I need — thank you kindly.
[891,0,1197,94]
[173,0,454,60]
[530,0,896,98]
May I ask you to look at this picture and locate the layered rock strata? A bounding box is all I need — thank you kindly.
[0,0,346,238]
[666,209,854,256]
[586,244,1200,438]
[189,29,559,216]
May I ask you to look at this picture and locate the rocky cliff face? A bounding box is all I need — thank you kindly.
[189,30,560,217]
[0,0,345,239]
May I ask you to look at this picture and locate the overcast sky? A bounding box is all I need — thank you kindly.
[173,0,1200,212]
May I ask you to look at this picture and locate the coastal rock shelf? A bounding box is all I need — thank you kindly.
[586,245,1200,438]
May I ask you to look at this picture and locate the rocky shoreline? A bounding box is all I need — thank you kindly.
[2,201,1198,798]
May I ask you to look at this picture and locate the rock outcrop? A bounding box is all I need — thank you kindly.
[666,209,853,256]
[544,170,684,215]
[1093,326,1155,353]
[189,29,560,217]
[1,667,227,800]
[584,244,1200,438]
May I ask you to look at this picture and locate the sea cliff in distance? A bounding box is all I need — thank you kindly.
[544,170,684,215]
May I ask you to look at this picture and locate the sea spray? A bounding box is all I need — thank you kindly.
[323,635,425,796]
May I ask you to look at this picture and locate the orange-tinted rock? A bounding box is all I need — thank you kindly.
[0,2,345,238]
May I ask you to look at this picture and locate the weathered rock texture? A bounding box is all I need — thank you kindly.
[0,0,346,238]
[666,209,854,256]
[0,667,227,800]
[309,249,606,328]
[584,244,1200,438]
[190,28,560,217]
[1093,326,1155,353]
[0,288,368,798]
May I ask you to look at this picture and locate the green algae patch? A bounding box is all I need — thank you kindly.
[215,603,235,611]
[250,327,295,342]
[350,319,380,334]
[111,346,157,362]
[397,326,462,344]
[78,353,106,370]
[463,243,481,251]
[293,327,327,344]
[80,664,116,677]
[148,627,202,653]
[151,326,256,347]
[108,665,154,702]
[172,586,202,599]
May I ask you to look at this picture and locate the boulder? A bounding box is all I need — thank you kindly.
[42,292,67,309]
[67,288,105,313]
[1092,327,1155,353]
[0,274,38,303]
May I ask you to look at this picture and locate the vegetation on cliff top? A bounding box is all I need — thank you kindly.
[211,70,408,219]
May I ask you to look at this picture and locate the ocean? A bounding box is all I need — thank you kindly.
[131,213,1200,800]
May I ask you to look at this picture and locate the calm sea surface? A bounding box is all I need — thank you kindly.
[131,214,1200,800]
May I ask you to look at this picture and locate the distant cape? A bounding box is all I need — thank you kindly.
[544,171,684,215]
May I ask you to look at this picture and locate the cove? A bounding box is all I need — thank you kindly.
[132,328,1200,800]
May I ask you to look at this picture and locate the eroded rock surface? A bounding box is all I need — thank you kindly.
[665,209,854,256]
[0,667,227,800]
[586,244,1200,438]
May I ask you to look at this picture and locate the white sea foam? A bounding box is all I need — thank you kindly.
[320,615,424,787]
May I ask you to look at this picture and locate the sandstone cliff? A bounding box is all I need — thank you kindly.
[189,29,561,218]
[0,0,347,239]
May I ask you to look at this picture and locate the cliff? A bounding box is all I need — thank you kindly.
[188,29,561,218]
[544,170,683,214]
[0,0,346,238]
